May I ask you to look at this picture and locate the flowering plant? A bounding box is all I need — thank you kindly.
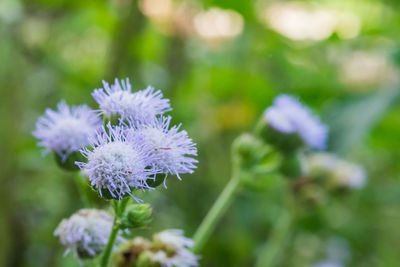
[34,80,366,267]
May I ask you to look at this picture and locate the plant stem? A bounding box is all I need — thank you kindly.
[192,172,241,253]
[255,210,292,267]
[101,216,119,267]
[100,198,129,267]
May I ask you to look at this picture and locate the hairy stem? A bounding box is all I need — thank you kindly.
[192,171,241,253]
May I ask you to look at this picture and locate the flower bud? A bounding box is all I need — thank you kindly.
[279,151,305,179]
[54,151,86,171]
[232,133,267,169]
[136,251,154,267]
[146,174,165,188]
[121,204,152,229]
[114,237,151,267]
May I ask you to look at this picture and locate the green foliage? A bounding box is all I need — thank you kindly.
[1,0,400,266]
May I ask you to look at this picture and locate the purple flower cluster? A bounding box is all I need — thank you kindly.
[34,78,197,201]
[264,95,328,149]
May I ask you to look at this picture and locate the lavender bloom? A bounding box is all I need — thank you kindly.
[92,78,171,123]
[33,101,102,162]
[128,116,198,183]
[54,209,121,259]
[76,123,158,201]
[264,95,328,149]
[150,229,198,267]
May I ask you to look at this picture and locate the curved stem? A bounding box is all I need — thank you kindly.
[192,172,241,253]
[255,208,293,267]
[101,198,129,267]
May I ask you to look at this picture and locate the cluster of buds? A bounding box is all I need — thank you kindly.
[115,229,198,267]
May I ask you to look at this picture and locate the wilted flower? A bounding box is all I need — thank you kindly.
[307,153,367,189]
[33,100,102,162]
[264,95,328,149]
[54,209,120,259]
[150,229,198,267]
[92,78,171,123]
[76,123,158,201]
[116,229,198,267]
[129,116,197,183]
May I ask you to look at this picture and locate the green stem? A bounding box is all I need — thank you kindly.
[101,216,119,267]
[101,198,129,267]
[192,172,241,253]
[255,210,292,267]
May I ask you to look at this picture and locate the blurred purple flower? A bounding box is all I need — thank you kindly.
[264,95,328,149]
[33,100,102,162]
[54,209,122,259]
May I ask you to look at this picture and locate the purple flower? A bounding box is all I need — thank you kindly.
[33,100,102,162]
[76,123,158,202]
[128,116,198,183]
[54,209,123,259]
[92,78,171,123]
[264,95,328,149]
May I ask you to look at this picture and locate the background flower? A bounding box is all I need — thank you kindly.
[33,100,102,161]
[54,209,120,259]
[264,95,328,149]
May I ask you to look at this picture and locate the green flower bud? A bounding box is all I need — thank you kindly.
[54,151,86,171]
[136,251,153,267]
[121,204,152,229]
[232,133,268,169]
[279,151,305,179]
[261,125,303,153]
[147,174,165,188]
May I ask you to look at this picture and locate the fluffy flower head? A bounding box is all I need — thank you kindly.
[54,209,118,259]
[92,78,171,123]
[76,123,158,201]
[129,116,197,182]
[150,229,198,267]
[33,101,102,161]
[264,95,328,149]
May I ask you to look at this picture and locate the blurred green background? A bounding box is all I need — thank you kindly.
[1,0,400,266]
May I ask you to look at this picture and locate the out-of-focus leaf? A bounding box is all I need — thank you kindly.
[328,86,400,155]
